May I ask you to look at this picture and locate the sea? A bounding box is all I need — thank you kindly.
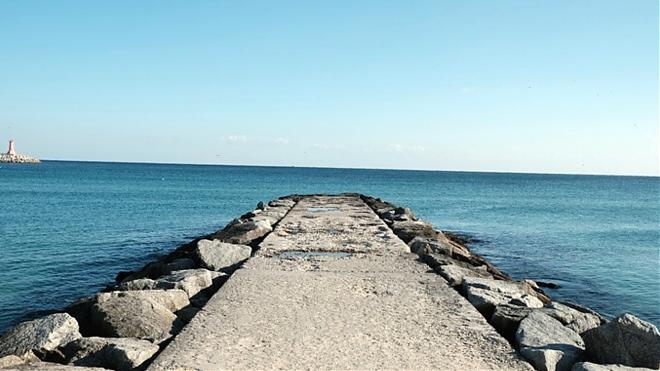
[0,161,658,333]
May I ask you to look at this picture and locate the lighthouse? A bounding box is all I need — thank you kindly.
[7,140,16,156]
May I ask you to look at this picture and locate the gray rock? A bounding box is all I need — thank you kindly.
[490,304,533,341]
[0,352,40,368]
[0,313,81,357]
[195,239,252,271]
[154,269,225,298]
[256,201,266,210]
[117,278,157,291]
[408,236,471,260]
[390,220,437,242]
[89,295,182,343]
[463,277,543,317]
[541,302,601,334]
[96,289,190,312]
[268,199,295,208]
[436,264,491,287]
[510,295,545,309]
[63,337,159,371]
[217,218,273,245]
[571,362,657,371]
[582,313,660,369]
[516,311,585,371]
[161,258,197,275]
[1,362,110,370]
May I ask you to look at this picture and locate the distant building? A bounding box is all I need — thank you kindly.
[7,140,16,156]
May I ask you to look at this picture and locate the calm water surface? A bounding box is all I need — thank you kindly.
[0,161,658,332]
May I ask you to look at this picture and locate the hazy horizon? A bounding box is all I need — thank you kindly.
[1,1,658,176]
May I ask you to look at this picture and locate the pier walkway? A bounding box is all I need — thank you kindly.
[149,195,531,370]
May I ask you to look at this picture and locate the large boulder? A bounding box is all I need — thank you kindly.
[96,290,190,312]
[390,220,437,242]
[63,337,159,371]
[436,264,492,287]
[490,304,533,341]
[195,239,252,271]
[117,278,157,291]
[0,313,81,357]
[268,199,295,208]
[154,269,225,298]
[541,302,602,334]
[571,362,657,371]
[515,311,585,371]
[89,296,182,343]
[463,277,544,317]
[0,352,40,368]
[408,236,471,260]
[582,313,660,369]
[213,218,273,245]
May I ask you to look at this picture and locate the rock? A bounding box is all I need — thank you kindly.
[89,296,182,343]
[408,236,471,260]
[214,218,273,245]
[390,220,437,242]
[268,199,295,208]
[571,362,657,371]
[257,201,266,210]
[1,362,110,370]
[516,311,585,371]
[176,307,200,324]
[0,313,81,357]
[155,269,225,298]
[117,278,157,291]
[195,239,252,271]
[541,302,601,334]
[490,304,533,341]
[96,290,189,312]
[510,295,544,309]
[0,352,40,368]
[463,277,543,317]
[161,258,197,275]
[582,313,660,369]
[436,264,491,287]
[62,337,159,371]
[536,280,561,289]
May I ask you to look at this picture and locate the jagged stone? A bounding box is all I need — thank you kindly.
[268,199,295,208]
[516,311,585,371]
[195,239,252,271]
[490,304,533,341]
[541,302,601,334]
[214,218,273,245]
[0,352,40,368]
[154,269,225,298]
[89,296,182,343]
[463,277,543,317]
[436,264,491,287]
[0,313,81,358]
[582,314,660,369]
[408,236,471,260]
[63,337,159,371]
[390,220,437,242]
[96,290,190,312]
[117,278,157,291]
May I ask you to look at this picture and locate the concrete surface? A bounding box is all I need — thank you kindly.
[148,195,532,370]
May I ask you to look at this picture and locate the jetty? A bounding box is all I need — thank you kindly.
[0,140,40,164]
[0,194,658,370]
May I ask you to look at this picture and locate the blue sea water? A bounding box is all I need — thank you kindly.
[0,161,658,333]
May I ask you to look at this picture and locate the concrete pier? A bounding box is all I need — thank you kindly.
[149,195,531,370]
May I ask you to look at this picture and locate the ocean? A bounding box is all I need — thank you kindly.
[0,161,658,333]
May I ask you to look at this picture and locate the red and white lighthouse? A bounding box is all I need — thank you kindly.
[7,140,16,156]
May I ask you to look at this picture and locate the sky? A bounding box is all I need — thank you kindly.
[0,1,657,176]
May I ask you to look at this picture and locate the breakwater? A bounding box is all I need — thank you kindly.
[0,194,658,370]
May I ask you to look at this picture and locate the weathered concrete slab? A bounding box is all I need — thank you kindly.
[149,195,531,370]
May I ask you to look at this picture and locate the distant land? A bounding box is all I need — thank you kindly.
[0,140,40,164]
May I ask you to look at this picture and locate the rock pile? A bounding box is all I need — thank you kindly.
[361,195,660,371]
[0,153,40,164]
[0,197,296,370]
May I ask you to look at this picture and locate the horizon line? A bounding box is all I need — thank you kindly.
[35,158,660,178]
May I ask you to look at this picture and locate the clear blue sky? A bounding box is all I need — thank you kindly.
[1,1,657,175]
